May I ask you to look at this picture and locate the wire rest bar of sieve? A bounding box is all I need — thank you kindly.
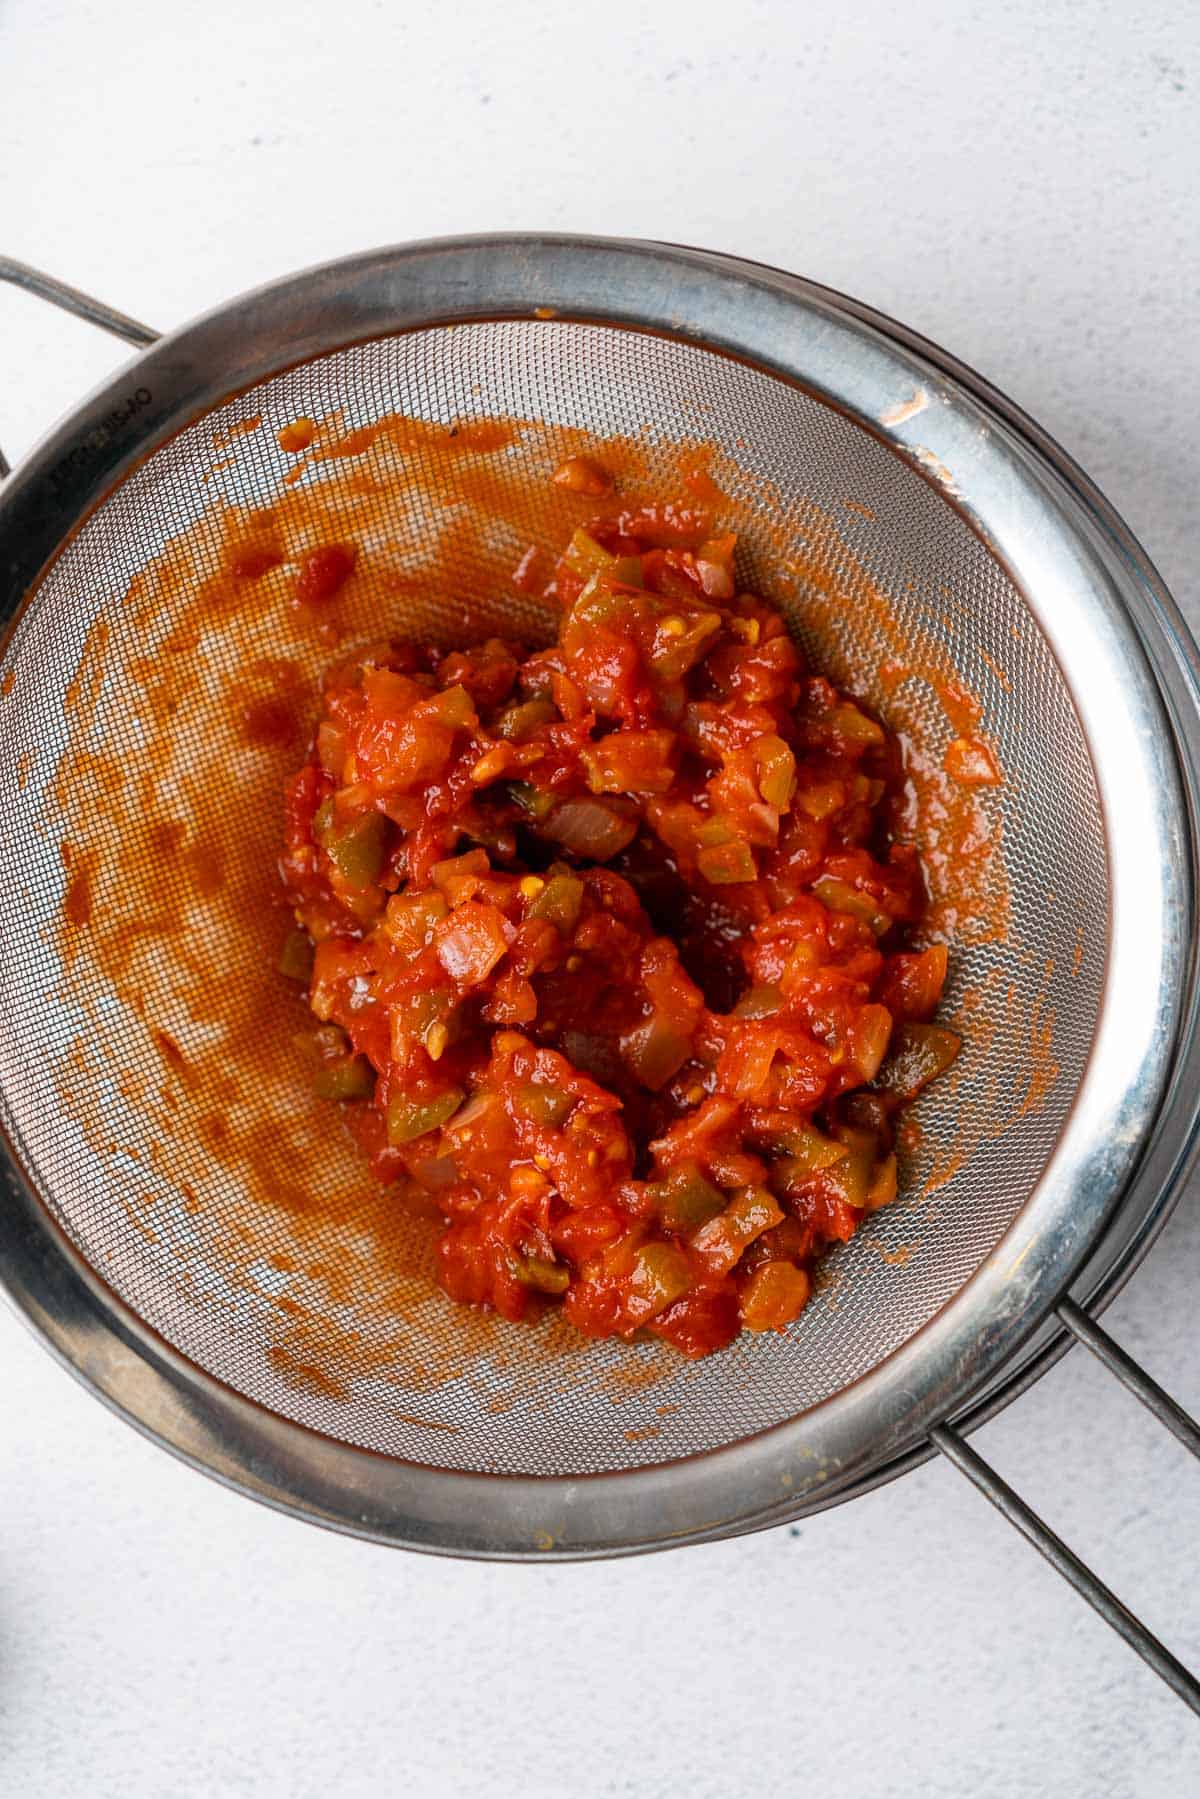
[0,258,159,478]
[932,1299,1200,1715]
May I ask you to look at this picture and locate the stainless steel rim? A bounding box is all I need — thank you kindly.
[758,285,1200,1524]
[1,235,1198,1562]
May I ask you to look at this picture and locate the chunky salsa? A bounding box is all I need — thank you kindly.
[280,468,960,1358]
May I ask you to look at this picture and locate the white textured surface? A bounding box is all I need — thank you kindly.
[2,2,1200,1794]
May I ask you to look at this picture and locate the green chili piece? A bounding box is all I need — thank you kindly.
[312,796,335,844]
[313,1057,376,1102]
[696,840,757,886]
[648,609,721,680]
[516,1083,574,1128]
[652,1162,726,1233]
[812,875,891,935]
[754,735,797,811]
[528,872,584,932]
[507,780,557,822]
[433,683,476,729]
[620,1013,693,1091]
[627,1242,693,1323]
[497,697,558,742]
[561,530,644,589]
[733,983,782,1019]
[691,1186,784,1272]
[385,1086,465,1145]
[277,929,315,982]
[571,577,626,628]
[563,528,617,581]
[394,988,461,1057]
[512,1255,570,1296]
[774,1121,849,1177]
[824,1125,876,1208]
[328,811,388,886]
[874,1022,961,1098]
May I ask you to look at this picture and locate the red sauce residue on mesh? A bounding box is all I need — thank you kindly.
[60,842,94,928]
[914,964,1045,1186]
[391,1411,464,1434]
[677,445,724,504]
[922,1150,965,1195]
[213,414,263,450]
[278,418,317,454]
[229,658,309,749]
[47,410,1012,1417]
[1020,993,1060,1117]
[151,1029,187,1071]
[932,675,982,736]
[980,650,1012,693]
[238,696,300,749]
[600,1357,678,1402]
[944,737,1002,787]
[267,1341,350,1402]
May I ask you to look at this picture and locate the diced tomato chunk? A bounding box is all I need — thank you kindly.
[295,543,356,606]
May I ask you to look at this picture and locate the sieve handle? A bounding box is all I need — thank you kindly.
[0,258,159,478]
[932,1303,1200,1714]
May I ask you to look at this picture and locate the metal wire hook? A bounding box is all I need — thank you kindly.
[0,259,159,477]
[934,1303,1200,1714]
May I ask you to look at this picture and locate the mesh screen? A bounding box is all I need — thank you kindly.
[0,321,1107,1475]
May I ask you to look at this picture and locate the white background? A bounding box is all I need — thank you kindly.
[2,3,1200,1794]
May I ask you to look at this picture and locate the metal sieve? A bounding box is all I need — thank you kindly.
[2,238,1199,1705]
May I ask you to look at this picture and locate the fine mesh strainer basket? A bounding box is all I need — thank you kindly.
[1,238,1199,1705]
